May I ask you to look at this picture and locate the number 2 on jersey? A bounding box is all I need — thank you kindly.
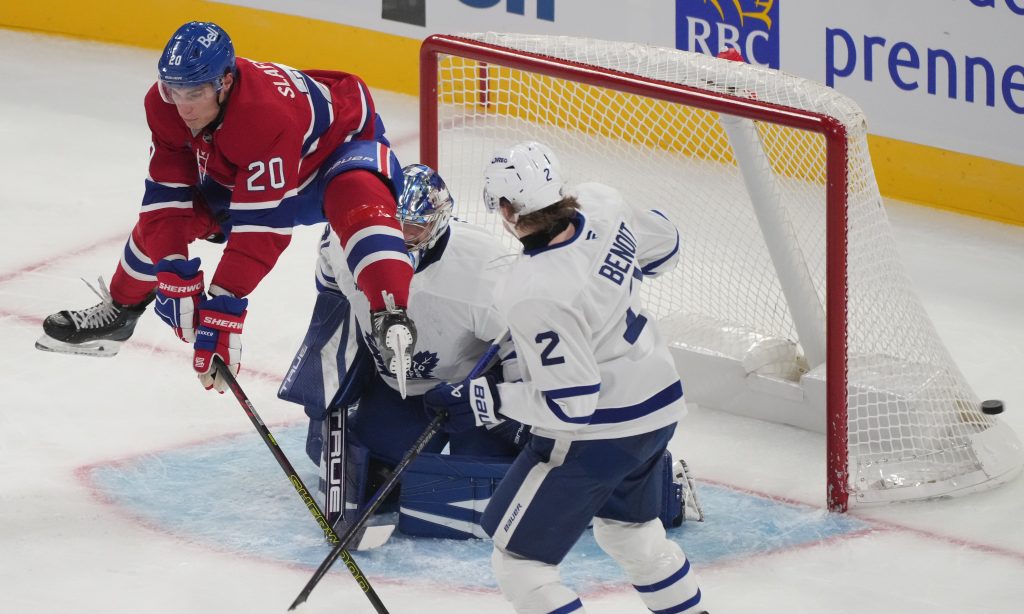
[535,308,646,370]
[535,331,565,366]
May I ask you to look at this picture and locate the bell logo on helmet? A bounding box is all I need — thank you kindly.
[157,21,236,95]
[196,28,220,48]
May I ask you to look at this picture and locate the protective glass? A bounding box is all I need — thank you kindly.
[158,80,220,105]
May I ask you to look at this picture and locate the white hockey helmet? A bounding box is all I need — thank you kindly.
[482,141,566,216]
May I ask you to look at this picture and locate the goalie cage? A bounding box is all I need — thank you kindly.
[419,33,1023,512]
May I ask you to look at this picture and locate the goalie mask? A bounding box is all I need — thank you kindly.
[482,141,566,216]
[396,164,454,253]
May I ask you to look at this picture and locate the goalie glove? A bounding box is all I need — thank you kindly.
[154,258,206,342]
[192,294,248,393]
[371,291,417,399]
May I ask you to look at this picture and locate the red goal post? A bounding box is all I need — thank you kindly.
[418,33,1022,512]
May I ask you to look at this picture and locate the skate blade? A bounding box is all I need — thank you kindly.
[35,335,121,357]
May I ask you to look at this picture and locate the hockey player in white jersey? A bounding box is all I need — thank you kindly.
[318,165,513,400]
[280,164,528,538]
[425,143,707,613]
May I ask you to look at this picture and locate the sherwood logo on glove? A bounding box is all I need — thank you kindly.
[201,316,244,330]
[158,280,204,294]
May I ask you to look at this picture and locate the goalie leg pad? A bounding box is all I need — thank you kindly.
[491,546,585,614]
[278,290,373,419]
[306,414,324,466]
[349,378,447,467]
[398,452,511,539]
[593,517,703,614]
[318,412,372,529]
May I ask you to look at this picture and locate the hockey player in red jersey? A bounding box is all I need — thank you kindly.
[36,21,416,394]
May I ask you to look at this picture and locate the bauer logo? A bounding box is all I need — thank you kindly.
[675,0,780,68]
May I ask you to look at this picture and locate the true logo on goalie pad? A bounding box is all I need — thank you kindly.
[326,411,344,519]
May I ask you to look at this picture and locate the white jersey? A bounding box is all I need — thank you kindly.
[493,182,685,440]
[318,221,511,396]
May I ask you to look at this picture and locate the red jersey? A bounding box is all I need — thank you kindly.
[139,58,388,298]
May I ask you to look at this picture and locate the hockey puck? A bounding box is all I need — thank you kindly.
[981,399,1004,415]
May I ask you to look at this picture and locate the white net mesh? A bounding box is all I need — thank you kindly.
[424,33,1022,506]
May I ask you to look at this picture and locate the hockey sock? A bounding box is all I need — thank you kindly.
[492,547,586,614]
[594,517,704,613]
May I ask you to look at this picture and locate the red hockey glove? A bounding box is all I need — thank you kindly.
[154,258,205,342]
[192,295,248,393]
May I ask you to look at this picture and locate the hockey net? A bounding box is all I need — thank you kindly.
[419,33,1022,510]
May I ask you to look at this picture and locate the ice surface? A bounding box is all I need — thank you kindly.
[1,28,1022,614]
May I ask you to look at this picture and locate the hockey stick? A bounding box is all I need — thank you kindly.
[212,358,391,614]
[288,333,511,610]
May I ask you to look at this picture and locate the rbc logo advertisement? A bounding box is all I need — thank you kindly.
[675,0,780,68]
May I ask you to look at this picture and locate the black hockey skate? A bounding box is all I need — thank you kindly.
[35,277,154,357]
